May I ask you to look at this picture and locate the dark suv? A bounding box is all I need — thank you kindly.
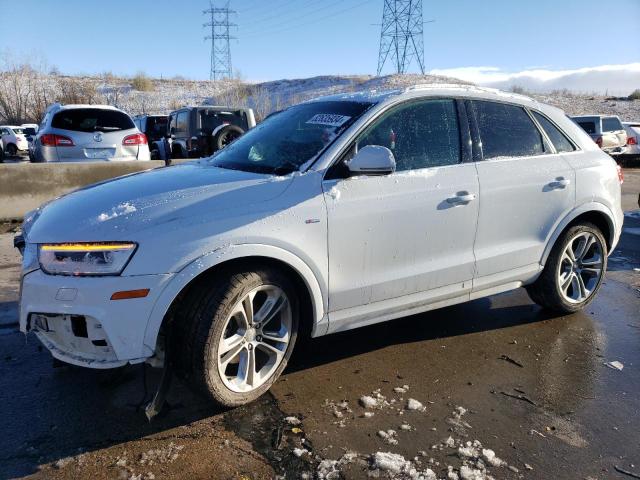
[168,106,256,159]
[133,115,170,160]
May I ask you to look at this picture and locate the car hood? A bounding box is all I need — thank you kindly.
[26,162,293,243]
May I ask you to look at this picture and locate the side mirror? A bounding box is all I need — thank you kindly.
[346,145,396,176]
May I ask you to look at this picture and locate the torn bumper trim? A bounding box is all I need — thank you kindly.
[20,269,174,367]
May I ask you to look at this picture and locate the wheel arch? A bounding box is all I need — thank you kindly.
[141,244,327,357]
[541,202,616,266]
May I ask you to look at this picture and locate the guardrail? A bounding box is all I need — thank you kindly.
[0,160,190,221]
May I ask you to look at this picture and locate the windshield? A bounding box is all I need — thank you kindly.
[208,101,373,175]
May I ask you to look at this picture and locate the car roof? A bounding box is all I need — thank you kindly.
[572,115,619,119]
[623,121,640,126]
[1,125,22,130]
[56,104,123,111]
[306,84,544,109]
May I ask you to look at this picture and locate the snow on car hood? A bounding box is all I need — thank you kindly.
[26,163,292,243]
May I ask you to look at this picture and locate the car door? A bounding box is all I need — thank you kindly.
[323,98,479,327]
[468,100,576,289]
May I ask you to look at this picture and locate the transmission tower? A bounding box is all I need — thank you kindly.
[376,0,426,76]
[203,1,236,81]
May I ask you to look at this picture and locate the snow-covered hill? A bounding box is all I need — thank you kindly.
[1,71,639,124]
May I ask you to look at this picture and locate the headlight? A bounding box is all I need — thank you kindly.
[38,242,137,276]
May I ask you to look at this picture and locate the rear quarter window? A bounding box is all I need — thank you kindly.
[52,109,134,132]
[532,111,575,153]
[602,117,623,132]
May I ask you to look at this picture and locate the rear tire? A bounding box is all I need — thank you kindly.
[6,144,17,157]
[526,222,607,314]
[172,266,299,407]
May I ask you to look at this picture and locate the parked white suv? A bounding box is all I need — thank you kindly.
[16,86,623,407]
[622,121,640,156]
[31,104,150,162]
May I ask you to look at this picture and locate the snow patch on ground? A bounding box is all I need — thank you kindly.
[406,398,426,411]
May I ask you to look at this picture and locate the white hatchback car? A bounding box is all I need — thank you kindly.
[17,85,623,407]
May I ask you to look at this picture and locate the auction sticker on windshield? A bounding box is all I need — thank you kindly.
[306,114,351,127]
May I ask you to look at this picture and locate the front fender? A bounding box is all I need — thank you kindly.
[141,243,328,356]
[540,201,618,266]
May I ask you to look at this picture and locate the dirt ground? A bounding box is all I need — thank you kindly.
[0,171,639,480]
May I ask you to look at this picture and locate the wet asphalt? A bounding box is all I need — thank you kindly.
[0,171,638,480]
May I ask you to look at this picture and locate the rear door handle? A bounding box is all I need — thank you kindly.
[447,192,476,205]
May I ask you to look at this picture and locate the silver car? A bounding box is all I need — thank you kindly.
[32,104,150,162]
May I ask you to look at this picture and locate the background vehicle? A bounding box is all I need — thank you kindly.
[622,121,640,156]
[17,86,623,409]
[0,136,4,162]
[0,126,29,157]
[133,114,170,160]
[572,115,627,155]
[168,106,256,159]
[22,123,39,161]
[31,104,150,162]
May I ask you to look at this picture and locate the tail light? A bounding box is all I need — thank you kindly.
[122,133,147,146]
[40,134,74,147]
[628,136,637,145]
[616,164,624,184]
[595,136,603,148]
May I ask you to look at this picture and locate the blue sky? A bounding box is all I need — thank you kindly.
[1,0,639,83]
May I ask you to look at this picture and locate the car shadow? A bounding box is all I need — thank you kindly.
[288,294,556,372]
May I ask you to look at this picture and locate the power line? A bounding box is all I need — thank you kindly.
[203,1,237,80]
[377,0,427,76]
[240,0,323,29]
[240,0,344,36]
[240,0,369,39]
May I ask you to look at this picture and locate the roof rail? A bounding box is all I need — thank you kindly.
[403,83,535,102]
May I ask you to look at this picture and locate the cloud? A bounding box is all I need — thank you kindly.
[429,63,640,96]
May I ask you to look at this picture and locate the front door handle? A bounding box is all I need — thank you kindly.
[447,192,476,205]
[547,178,571,189]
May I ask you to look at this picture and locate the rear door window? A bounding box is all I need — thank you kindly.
[602,117,623,132]
[52,109,134,132]
[471,100,544,159]
[532,112,575,153]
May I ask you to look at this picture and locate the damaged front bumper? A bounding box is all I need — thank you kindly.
[19,268,174,369]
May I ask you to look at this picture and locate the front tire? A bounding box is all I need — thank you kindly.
[172,267,299,407]
[6,144,17,157]
[527,222,607,313]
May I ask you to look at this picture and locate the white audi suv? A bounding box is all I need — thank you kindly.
[16,85,623,407]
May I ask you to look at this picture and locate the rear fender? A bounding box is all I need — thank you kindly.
[540,202,616,266]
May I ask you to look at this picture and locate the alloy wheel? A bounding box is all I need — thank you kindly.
[216,285,292,393]
[557,231,604,304]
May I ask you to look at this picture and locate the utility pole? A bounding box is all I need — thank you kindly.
[376,0,429,76]
[203,1,236,81]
